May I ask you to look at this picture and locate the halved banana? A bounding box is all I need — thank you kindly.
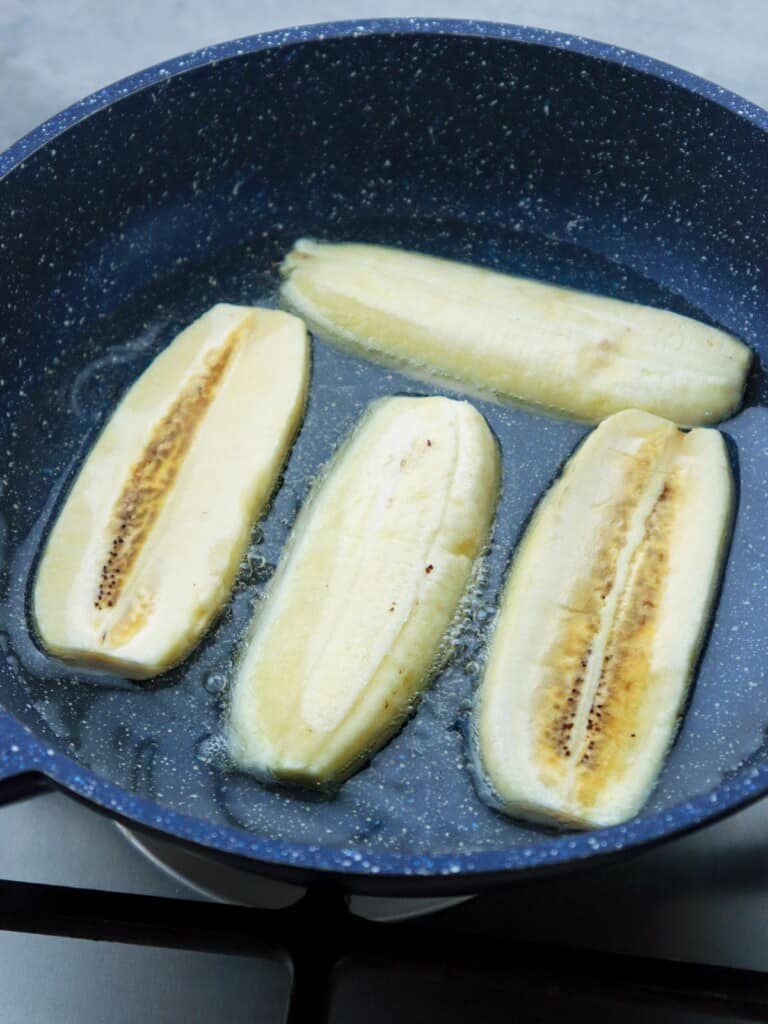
[280,239,750,426]
[33,304,309,679]
[474,409,733,829]
[228,395,500,786]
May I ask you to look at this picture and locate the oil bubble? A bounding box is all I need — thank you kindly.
[203,672,227,695]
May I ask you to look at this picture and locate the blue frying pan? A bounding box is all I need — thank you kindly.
[1,19,767,895]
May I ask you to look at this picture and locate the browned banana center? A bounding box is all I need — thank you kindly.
[533,431,672,788]
[575,476,678,806]
[94,338,238,611]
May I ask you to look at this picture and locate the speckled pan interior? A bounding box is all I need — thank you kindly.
[1,21,768,892]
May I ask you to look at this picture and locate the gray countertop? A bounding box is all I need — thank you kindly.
[2,0,767,153]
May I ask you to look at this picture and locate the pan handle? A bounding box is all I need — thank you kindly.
[0,710,49,806]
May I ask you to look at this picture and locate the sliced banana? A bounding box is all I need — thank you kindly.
[228,395,500,786]
[280,239,750,426]
[474,409,733,829]
[33,304,309,679]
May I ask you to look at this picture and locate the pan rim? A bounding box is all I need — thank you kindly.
[2,17,767,887]
[3,17,768,180]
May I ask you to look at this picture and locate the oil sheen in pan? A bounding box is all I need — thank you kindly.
[2,216,768,858]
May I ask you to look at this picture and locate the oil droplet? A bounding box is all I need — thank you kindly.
[33,698,72,740]
[203,672,227,695]
[195,732,228,767]
[241,547,275,583]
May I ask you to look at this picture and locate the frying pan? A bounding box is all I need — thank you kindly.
[2,19,768,897]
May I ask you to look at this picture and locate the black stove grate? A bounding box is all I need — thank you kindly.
[0,879,766,1022]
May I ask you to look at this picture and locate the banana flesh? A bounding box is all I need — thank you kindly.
[228,395,500,786]
[474,409,733,828]
[33,304,309,679]
[280,239,750,426]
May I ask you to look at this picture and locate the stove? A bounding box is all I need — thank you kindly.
[1,788,767,1022]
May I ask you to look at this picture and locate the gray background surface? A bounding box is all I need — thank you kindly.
[2,0,767,153]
